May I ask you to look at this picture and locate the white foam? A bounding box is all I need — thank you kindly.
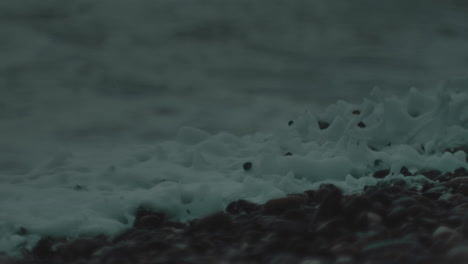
[1,88,468,255]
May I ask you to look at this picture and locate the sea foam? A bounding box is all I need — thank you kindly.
[1,88,467,255]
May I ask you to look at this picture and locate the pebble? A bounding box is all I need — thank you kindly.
[400,166,412,176]
[133,208,165,229]
[446,245,468,262]
[456,183,468,196]
[318,121,330,130]
[262,196,307,215]
[58,238,104,261]
[417,169,443,180]
[315,185,343,220]
[32,237,59,259]
[243,162,252,171]
[190,212,232,232]
[342,195,372,219]
[373,169,390,179]
[226,199,259,215]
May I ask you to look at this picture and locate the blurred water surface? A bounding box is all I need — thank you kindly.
[1,0,468,169]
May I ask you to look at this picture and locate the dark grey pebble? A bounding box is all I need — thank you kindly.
[32,237,59,259]
[417,169,443,180]
[226,199,259,215]
[134,215,165,229]
[243,162,252,171]
[423,190,445,200]
[314,184,342,203]
[385,206,409,227]
[190,212,232,232]
[393,196,417,207]
[58,238,104,261]
[133,208,165,229]
[362,239,425,262]
[400,166,412,176]
[373,169,390,179]
[262,196,307,215]
[456,183,468,196]
[316,186,343,220]
[304,189,316,201]
[318,121,330,130]
[342,195,372,220]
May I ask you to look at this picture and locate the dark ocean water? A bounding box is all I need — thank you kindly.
[0,0,468,167]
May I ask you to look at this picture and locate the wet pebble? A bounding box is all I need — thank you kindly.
[243,161,252,171]
[32,237,60,259]
[342,195,372,220]
[190,212,232,232]
[226,199,259,215]
[318,121,330,130]
[58,238,105,261]
[432,225,463,252]
[456,183,468,196]
[373,169,390,179]
[315,186,343,220]
[263,196,307,215]
[417,169,443,180]
[133,208,165,229]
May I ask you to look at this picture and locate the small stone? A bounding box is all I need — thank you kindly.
[432,225,463,251]
[423,185,448,200]
[133,208,165,229]
[362,239,424,262]
[365,191,392,208]
[32,237,58,259]
[446,245,468,262]
[449,176,468,188]
[352,110,361,115]
[284,152,293,156]
[191,212,232,232]
[226,199,259,215]
[316,186,343,220]
[263,196,307,215]
[357,122,366,128]
[304,190,316,201]
[134,215,165,229]
[393,196,417,207]
[288,120,294,126]
[373,169,390,179]
[353,211,382,229]
[315,217,345,235]
[16,227,27,236]
[59,238,104,261]
[243,162,252,171]
[400,166,412,176]
[444,215,463,228]
[343,195,372,219]
[385,206,409,227]
[318,121,329,130]
[417,169,442,180]
[282,207,314,221]
[454,167,468,176]
[456,183,468,196]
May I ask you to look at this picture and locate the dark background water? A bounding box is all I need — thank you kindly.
[1,0,468,172]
